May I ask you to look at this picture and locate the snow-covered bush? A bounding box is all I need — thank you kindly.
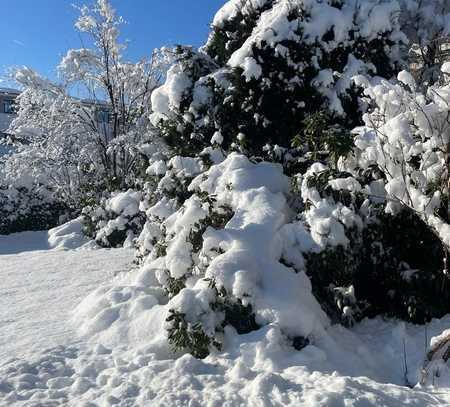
[285,64,450,324]
[285,163,449,324]
[82,189,146,248]
[151,0,406,158]
[135,148,225,260]
[128,0,450,353]
[350,67,450,260]
[0,185,69,235]
[133,153,328,357]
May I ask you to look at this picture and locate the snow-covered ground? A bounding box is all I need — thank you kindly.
[0,247,134,362]
[1,225,450,406]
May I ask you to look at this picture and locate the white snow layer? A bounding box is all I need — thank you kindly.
[442,62,450,74]
[0,241,134,362]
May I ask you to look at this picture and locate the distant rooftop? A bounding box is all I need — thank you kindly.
[0,88,20,95]
[80,98,109,106]
[0,89,110,107]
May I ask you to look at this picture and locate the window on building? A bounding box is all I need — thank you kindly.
[3,99,15,114]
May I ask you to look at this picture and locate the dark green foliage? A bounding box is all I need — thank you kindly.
[305,168,364,208]
[154,241,167,258]
[293,111,354,167]
[357,211,450,323]
[166,199,233,294]
[303,209,450,325]
[75,151,150,210]
[153,46,219,156]
[166,278,259,359]
[157,1,403,160]
[289,165,450,326]
[165,275,187,298]
[201,202,234,229]
[208,279,259,335]
[81,193,146,248]
[80,215,95,239]
[221,298,259,335]
[166,309,221,359]
[102,228,127,248]
[188,194,234,254]
[206,0,275,65]
[0,186,70,235]
[160,173,194,203]
[77,182,104,209]
[304,235,365,326]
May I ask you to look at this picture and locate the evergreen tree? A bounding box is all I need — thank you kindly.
[151,0,406,160]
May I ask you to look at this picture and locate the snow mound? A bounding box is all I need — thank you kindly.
[48,217,94,250]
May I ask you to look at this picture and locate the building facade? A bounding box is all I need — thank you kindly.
[0,88,20,137]
[0,88,113,138]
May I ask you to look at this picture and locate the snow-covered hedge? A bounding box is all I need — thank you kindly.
[0,185,69,235]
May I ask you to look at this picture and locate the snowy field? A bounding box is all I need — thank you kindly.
[0,225,449,405]
[0,241,133,361]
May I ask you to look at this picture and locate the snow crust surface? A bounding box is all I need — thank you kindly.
[0,246,134,362]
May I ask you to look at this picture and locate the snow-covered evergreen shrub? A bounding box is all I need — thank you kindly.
[269,59,450,325]
[82,189,146,248]
[166,280,258,358]
[0,185,69,235]
[135,148,226,260]
[282,157,450,325]
[134,0,450,349]
[151,0,406,157]
[135,153,329,357]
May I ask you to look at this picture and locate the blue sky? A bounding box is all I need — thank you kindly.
[0,0,226,84]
